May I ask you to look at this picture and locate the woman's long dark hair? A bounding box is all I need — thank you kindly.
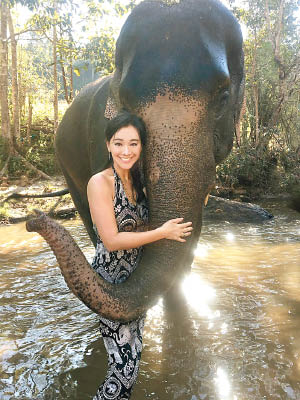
[105,110,147,202]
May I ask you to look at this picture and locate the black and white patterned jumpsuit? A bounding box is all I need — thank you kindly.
[91,166,148,400]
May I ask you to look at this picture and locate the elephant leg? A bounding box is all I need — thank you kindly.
[164,274,189,317]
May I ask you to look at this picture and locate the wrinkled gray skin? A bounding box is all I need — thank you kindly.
[31,0,244,322]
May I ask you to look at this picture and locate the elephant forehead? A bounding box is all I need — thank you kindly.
[140,91,215,188]
[116,0,238,105]
[139,90,209,138]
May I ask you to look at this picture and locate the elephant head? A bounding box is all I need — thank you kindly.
[108,0,244,285]
[29,0,244,322]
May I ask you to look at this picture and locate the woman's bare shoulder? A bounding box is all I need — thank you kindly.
[87,168,114,192]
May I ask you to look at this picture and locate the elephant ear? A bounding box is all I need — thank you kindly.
[104,73,122,119]
[104,96,119,120]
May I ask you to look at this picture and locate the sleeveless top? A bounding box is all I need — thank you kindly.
[91,166,148,284]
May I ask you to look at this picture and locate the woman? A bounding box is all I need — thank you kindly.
[87,110,192,399]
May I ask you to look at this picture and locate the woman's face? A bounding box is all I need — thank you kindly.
[107,125,142,171]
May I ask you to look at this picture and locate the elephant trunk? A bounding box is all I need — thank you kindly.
[136,91,216,291]
[26,211,145,322]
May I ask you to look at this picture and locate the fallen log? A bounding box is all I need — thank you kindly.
[2,188,69,204]
[203,195,273,224]
[2,195,273,225]
[5,207,77,224]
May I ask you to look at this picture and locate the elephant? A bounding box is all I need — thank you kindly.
[26,0,244,323]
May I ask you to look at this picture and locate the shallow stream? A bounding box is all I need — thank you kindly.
[0,200,299,399]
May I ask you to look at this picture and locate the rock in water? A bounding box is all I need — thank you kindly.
[203,195,273,224]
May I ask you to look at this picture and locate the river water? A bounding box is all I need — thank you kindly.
[0,201,299,400]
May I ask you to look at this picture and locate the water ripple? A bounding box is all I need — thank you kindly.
[1,207,300,399]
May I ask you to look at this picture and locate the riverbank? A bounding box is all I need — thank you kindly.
[0,175,75,224]
[1,174,293,225]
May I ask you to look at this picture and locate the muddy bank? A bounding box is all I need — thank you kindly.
[0,176,276,226]
[0,176,76,224]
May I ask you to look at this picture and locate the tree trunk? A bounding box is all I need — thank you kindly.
[13,150,52,180]
[18,46,26,122]
[8,8,20,140]
[53,0,59,134]
[68,31,74,102]
[69,60,73,101]
[238,94,247,146]
[264,0,289,130]
[26,96,33,141]
[250,32,260,147]
[254,86,259,146]
[0,0,10,142]
[60,59,70,103]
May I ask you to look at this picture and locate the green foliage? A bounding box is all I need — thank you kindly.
[230,0,300,156]
[80,29,116,75]
[10,0,39,10]
[217,145,276,189]
[216,144,300,194]
[8,127,61,178]
[25,132,59,176]
[4,0,300,199]
[0,203,10,220]
[275,149,300,189]
[7,155,25,176]
[17,42,54,110]
[0,137,9,163]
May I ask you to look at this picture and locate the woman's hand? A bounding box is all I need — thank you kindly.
[158,218,193,242]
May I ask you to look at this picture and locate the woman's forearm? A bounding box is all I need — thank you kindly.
[104,227,165,251]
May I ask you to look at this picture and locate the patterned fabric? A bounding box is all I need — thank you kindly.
[93,316,145,400]
[92,166,148,285]
[91,166,148,400]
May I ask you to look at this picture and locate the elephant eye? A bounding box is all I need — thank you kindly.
[215,90,229,120]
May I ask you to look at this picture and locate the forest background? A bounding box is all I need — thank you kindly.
[0,0,299,201]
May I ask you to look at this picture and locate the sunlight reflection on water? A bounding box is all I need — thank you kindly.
[225,232,235,242]
[193,243,212,259]
[0,205,300,399]
[214,367,233,399]
[181,272,216,319]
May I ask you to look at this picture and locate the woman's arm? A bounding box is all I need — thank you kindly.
[87,174,192,252]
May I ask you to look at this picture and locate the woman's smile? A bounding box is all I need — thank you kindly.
[107,125,142,172]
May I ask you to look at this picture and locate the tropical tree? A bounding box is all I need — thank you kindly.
[0,0,10,146]
[232,0,300,150]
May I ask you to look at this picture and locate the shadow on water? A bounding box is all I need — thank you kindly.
[0,201,299,399]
